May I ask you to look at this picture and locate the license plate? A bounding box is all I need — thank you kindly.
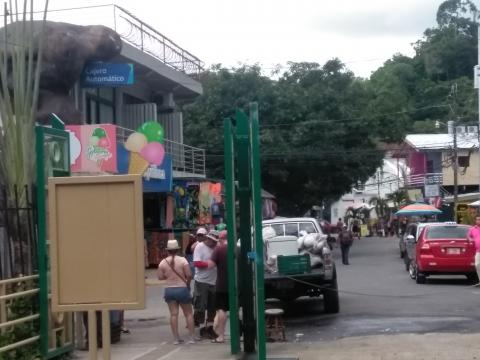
[447,248,461,255]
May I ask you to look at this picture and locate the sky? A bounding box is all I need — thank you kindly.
[33,0,450,78]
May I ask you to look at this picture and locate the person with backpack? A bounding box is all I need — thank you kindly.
[338,225,354,265]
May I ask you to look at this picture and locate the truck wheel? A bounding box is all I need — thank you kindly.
[323,278,339,314]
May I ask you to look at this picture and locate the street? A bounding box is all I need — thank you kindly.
[283,235,480,341]
[73,235,480,359]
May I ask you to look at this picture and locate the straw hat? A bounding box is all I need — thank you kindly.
[166,239,180,250]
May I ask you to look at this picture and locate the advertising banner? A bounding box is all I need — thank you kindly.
[66,124,117,173]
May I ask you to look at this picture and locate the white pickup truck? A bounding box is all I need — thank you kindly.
[262,217,339,313]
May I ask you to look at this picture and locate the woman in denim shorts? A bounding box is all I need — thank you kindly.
[158,240,199,344]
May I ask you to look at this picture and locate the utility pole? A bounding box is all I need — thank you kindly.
[453,121,459,222]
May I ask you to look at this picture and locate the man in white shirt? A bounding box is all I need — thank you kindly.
[193,230,218,327]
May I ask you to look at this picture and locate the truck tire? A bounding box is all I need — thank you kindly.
[323,278,339,314]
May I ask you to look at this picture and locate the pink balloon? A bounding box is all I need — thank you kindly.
[140,142,165,165]
[98,137,109,148]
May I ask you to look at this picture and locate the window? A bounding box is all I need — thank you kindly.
[426,160,434,173]
[458,156,470,168]
[425,226,469,240]
[285,223,299,237]
[299,222,316,234]
[85,88,115,124]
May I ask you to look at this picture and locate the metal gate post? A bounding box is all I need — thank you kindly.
[224,118,240,354]
[36,115,72,358]
[249,103,266,360]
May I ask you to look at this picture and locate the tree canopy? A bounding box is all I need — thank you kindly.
[182,0,480,215]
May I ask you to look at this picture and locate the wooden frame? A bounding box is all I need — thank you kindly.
[48,175,145,312]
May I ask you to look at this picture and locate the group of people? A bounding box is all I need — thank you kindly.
[157,226,229,345]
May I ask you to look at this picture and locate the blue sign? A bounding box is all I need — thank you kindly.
[81,62,134,87]
[116,144,172,192]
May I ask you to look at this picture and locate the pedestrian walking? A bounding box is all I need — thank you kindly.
[352,218,360,240]
[193,230,218,332]
[467,215,480,285]
[336,218,344,233]
[338,225,354,265]
[207,229,228,343]
[158,240,198,344]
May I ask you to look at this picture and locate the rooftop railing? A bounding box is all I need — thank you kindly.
[112,5,204,75]
[407,173,443,187]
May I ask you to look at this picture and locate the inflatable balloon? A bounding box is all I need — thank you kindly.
[125,132,147,153]
[138,121,164,143]
[139,142,165,165]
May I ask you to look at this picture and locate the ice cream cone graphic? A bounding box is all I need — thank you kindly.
[128,152,149,174]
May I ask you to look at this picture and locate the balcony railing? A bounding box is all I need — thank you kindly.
[117,126,206,178]
[407,173,443,187]
[112,5,204,75]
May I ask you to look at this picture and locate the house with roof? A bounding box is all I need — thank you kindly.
[404,126,480,198]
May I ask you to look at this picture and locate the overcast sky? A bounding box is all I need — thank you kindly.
[37,0,450,78]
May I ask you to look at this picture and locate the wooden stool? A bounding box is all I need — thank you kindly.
[265,308,286,341]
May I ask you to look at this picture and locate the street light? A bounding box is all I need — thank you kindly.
[436,120,458,221]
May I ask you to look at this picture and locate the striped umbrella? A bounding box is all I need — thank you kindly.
[395,203,442,216]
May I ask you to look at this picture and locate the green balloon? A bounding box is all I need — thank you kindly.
[138,121,164,143]
[92,128,107,139]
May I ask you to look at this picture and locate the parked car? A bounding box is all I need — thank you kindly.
[408,223,475,284]
[262,217,339,313]
[400,222,442,271]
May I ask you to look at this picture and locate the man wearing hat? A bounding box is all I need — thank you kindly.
[193,230,219,328]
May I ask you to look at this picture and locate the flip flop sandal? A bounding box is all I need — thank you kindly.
[211,338,225,344]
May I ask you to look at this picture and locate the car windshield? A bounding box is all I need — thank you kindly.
[425,226,469,240]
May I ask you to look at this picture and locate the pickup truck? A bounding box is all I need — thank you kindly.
[262,217,339,313]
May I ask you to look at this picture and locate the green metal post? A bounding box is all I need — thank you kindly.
[250,103,266,360]
[35,126,49,357]
[236,109,256,353]
[36,116,72,358]
[224,118,240,354]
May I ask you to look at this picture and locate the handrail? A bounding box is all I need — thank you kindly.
[113,5,204,74]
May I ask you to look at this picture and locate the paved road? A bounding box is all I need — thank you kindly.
[282,235,480,341]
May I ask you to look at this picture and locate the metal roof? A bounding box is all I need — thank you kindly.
[405,134,478,150]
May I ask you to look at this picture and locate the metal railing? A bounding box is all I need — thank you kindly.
[117,127,206,177]
[407,173,443,187]
[113,5,204,75]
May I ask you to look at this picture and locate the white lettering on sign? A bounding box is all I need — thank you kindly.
[144,167,166,180]
[85,75,126,83]
[85,68,108,75]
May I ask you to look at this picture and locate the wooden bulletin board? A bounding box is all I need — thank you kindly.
[48,175,145,312]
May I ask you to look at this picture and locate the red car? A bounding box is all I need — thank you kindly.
[408,223,475,284]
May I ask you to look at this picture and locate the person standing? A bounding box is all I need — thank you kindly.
[207,230,228,343]
[467,215,480,285]
[336,218,344,233]
[193,230,218,329]
[158,240,198,344]
[338,225,354,265]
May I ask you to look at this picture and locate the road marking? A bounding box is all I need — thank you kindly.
[132,347,157,360]
[156,347,181,360]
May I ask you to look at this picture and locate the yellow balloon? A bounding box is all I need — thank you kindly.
[125,132,147,153]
